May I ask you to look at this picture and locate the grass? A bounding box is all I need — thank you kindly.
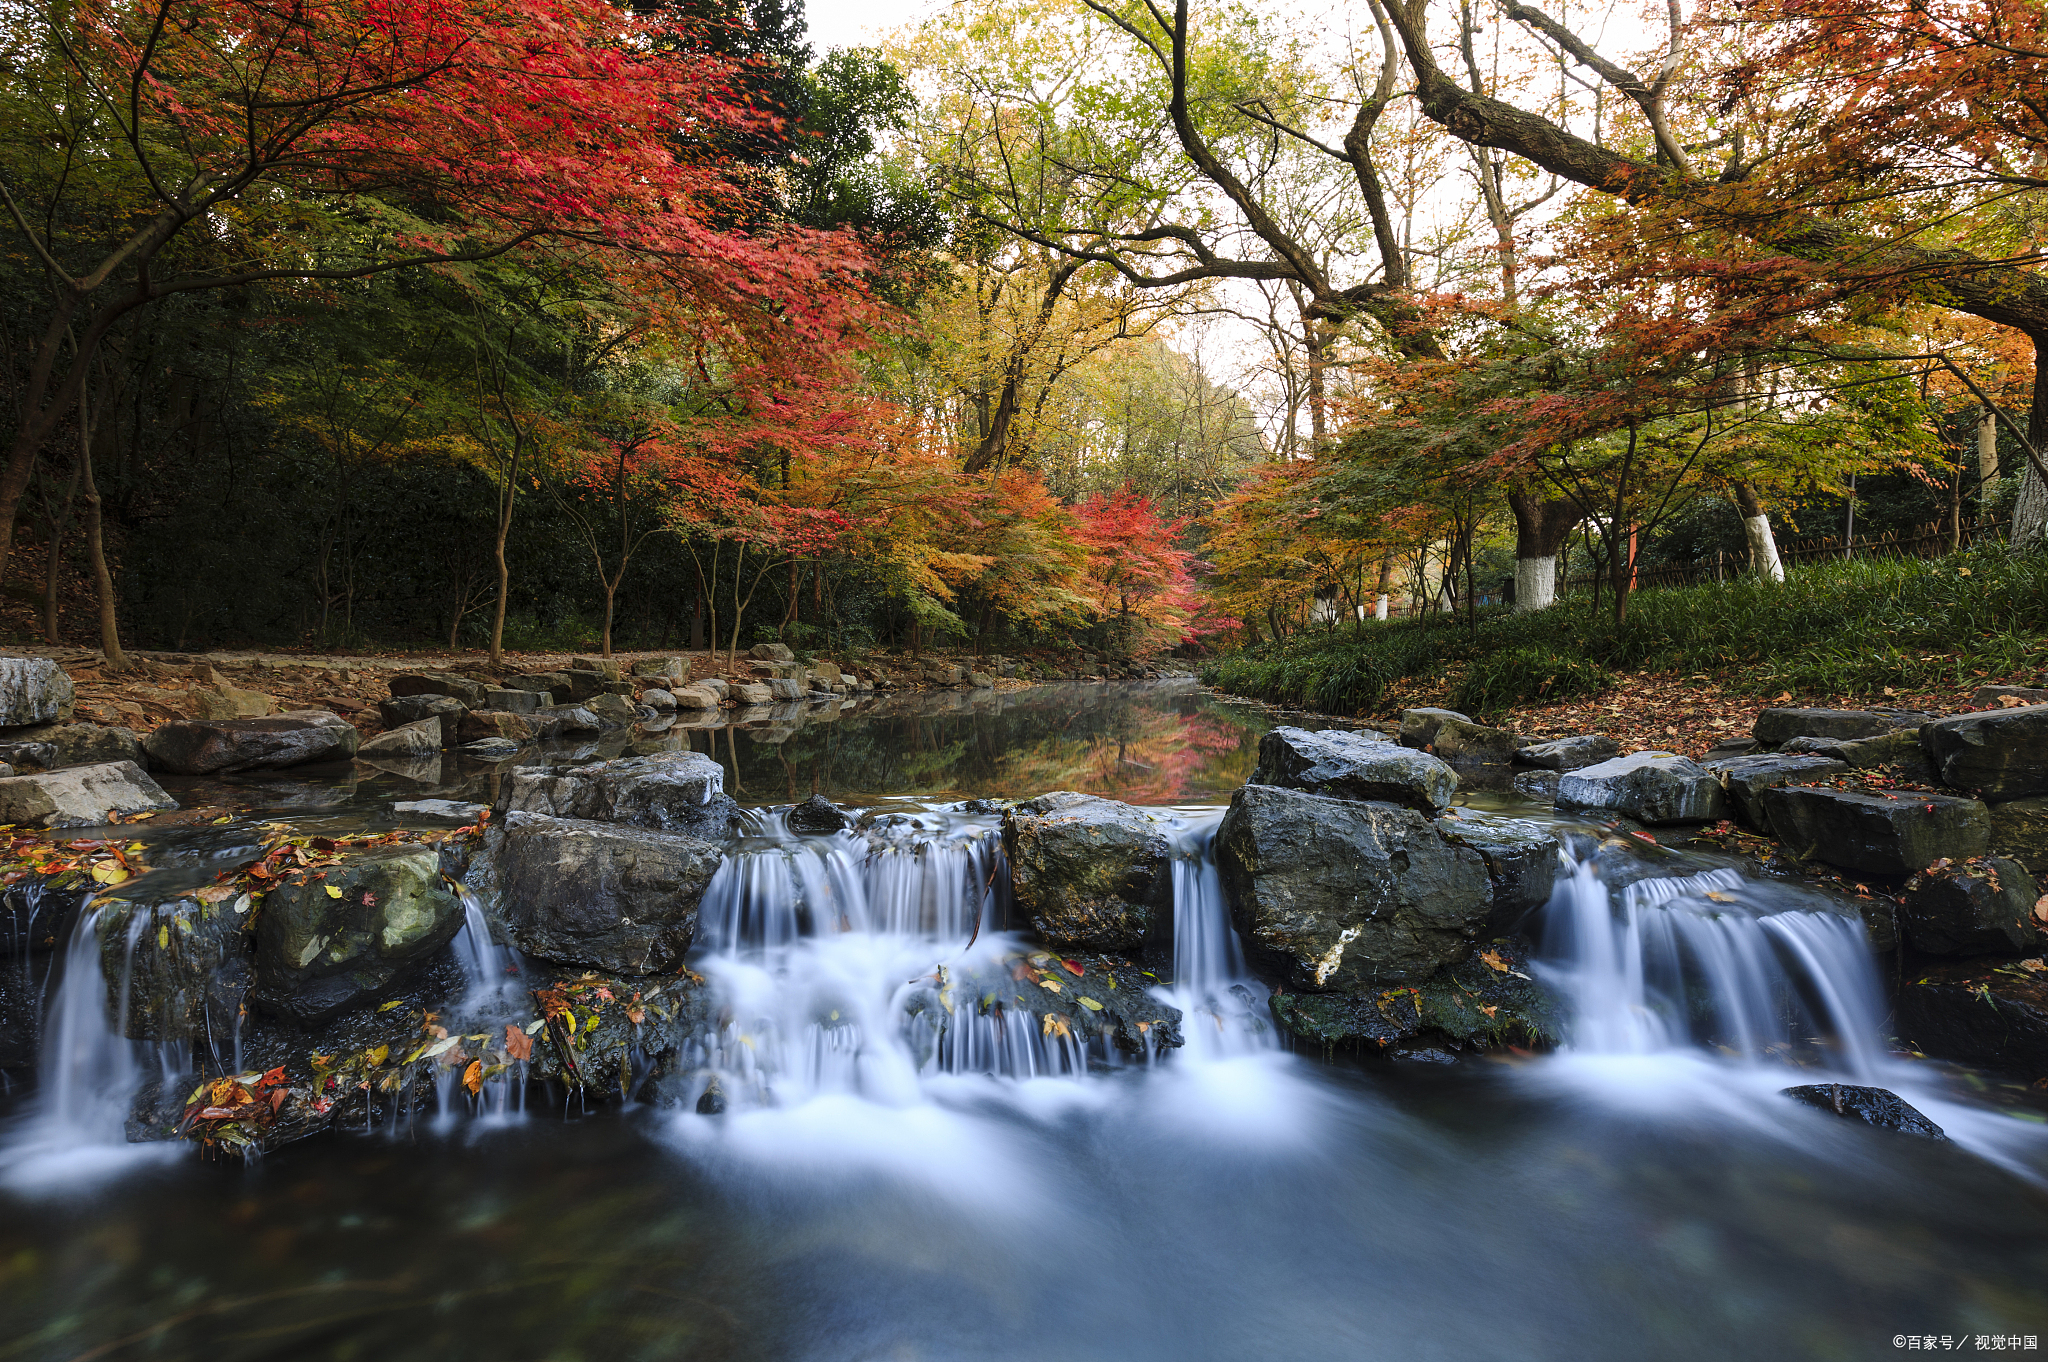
[1201,548,2048,718]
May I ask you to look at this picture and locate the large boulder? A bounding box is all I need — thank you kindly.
[1895,962,2048,1076]
[1758,785,1988,875]
[459,710,536,744]
[377,695,464,748]
[1000,792,1171,952]
[631,657,688,680]
[0,722,146,773]
[1216,784,1492,990]
[388,673,489,708]
[1251,725,1456,813]
[144,712,359,775]
[1753,707,1927,748]
[1704,752,1847,830]
[467,811,723,974]
[1513,734,1618,771]
[583,692,640,726]
[0,760,175,827]
[672,685,722,710]
[749,642,796,664]
[1434,810,1561,931]
[250,846,462,1024]
[1899,855,2042,955]
[733,682,773,706]
[1398,708,1468,750]
[502,750,737,841]
[1988,795,2048,878]
[358,716,443,760]
[94,893,246,1041]
[1781,1084,1948,1140]
[0,657,74,728]
[1920,705,2048,800]
[483,688,553,714]
[502,672,573,703]
[1267,939,1559,1053]
[1429,718,1527,764]
[1556,752,1726,825]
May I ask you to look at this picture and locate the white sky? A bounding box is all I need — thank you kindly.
[805,0,939,51]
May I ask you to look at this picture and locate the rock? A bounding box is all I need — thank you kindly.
[0,760,174,828]
[1703,753,1847,830]
[458,710,536,744]
[1759,785,1988,875]
[1921,705,2048,800]
[1779,736,1857,760]
[785,794,846,834]
[502,672,573,704]
[1780,1084,1948,1140]
[563,670,608,703]
[0,722,146,772]
[641,687,677,711]
[1251,725,1456,813]
[1899,856,2042,955]
[1514,735,1619,771]
[547,707,604,736]
[1701,737,1760,761]
[194,685,276,720]
[672,685,721,710]
[143,713,359,775]
[632,657,687,679]
[696,678,730,701]
[388,673,489,708]
[750,660,799,680]
[1753,707,1928,748]
[1398,708,1469,750]
[906,949,1183,1060]
[483,688,553,714]
[502,750,737,840]
[514,963,716,1098]
[967,671,995,689]
[583,692,638,726]
[93,893,246,1041]
[0,657,74,727]
[761,678,802,702]
[392,798,486,820]
[1556,752,1727,825]
[749,643,796,663]
[250,846,462,1024]
[1895,962,2048,1076]
[377,695,465,747]
[1000,792,1171,952]
[465,812,722,974]
[1429,718,1527,763]
[572,657,623,681]
[1971,685,2048,708]
[1216,784,1493,990]
[1435,810,1561,930]
[460,738,521,760]
[809,660,843,684]
[358,716,443,760]
[1988,796,2048,879]
[1268,940,1559,1053]
[1511,770,1561,802]
[734,682,773,705]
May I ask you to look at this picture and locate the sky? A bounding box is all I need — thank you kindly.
[805,0,938,50]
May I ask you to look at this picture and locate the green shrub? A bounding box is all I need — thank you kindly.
[1455,646,1612,713]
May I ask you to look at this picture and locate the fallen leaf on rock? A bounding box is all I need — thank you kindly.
[1479,949,1511,973]
[462,1060,483,1095]
[504,1025,533,1060]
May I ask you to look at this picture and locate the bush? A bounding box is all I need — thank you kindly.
[1455,646,1612,713]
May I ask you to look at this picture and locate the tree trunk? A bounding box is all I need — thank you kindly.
[600,578,617,658]
[41,460,82,645]
[2009,338,2048,545]
[489,515,511,665]
[1732,482,1786,581]
[78,391,125,672]
[1980,410,2000,490]
[1506,489,1580,612]
[690,591,705,650]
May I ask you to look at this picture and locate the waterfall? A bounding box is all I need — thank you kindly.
[1156,812,1271,1061]
[1539,858,1887,1076]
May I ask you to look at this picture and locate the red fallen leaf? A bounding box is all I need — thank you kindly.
[268,1089,287,1113]
[361,892,376,905]
[311,838,339,852]
[1062,960,1085,977]
[246,863,276,879]
[503,1025,533,1061]
[197,1106,241,1120]
[257,1066,286,1089]
[1011,962,1032,981]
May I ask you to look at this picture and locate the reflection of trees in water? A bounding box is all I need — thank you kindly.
[697,690,1268,805]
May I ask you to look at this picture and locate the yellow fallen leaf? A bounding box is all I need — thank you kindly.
[1479,949,1511,973]
[1078,996,1103,1011]
[367,1044,389,1066]
[90,862,128,885]
[324,885,342,899]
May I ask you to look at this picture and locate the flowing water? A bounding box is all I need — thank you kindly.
[1,682,2045,1360]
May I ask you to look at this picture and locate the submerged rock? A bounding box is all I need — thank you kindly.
[467,811,723,974]
[250,845,462,1024]
[1921,704,2048,800]
[1217,784,1492,990]
[1001,792,1171,952]
[1514,734,1618,771]
[1557,752,1726,825]
[1251,725,1456,813]
[1759,785,1988,876]
[1899,856,2042,955]
[1780,1084,1948,1140]
[0,760,174,827]
[906,949,1184,1060]
[0,657,74,728]
[144,712,359,775]
[502,750,737,840]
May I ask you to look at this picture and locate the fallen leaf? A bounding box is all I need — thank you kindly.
[503,1025,533,1061]
[324,885,342,899]
[1077,996,1104,1011]
[1062,959,1084,977]
[462,1060,483,1095]
[1479,949,1511,973]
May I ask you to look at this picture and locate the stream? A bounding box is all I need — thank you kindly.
[0,680,2044,1360]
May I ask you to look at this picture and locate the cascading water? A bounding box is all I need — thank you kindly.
[1157,809,1271,1062]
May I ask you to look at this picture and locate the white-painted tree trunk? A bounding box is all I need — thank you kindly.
[1743,514,1786,582]
[1374,594,1388,621]
[1980,412,1999,485]
[1513,555,1557,612]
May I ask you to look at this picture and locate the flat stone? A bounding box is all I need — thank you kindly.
[1557,752,1726,825]
[1704,753,1848,830]
[1251,725,1457,813]
[483,688,553,714]
[143,713,359,775]
[1759,785,1988,875]
[501,672,573,704]
[1001,792,1170,952]
[1513,734,1618,771]
[460,738,521,760]
[571,657,623,681]
[1900,855,2041,955]
[1921,704,2048,800]
[1753,707,1928,748]
[503,750,736,840]
[1781,1084,1947,1140]
[0,760,175,827]
[377,695,464,748]
[250,845,460,1024]
[359,716,442,759]
[1398,708,1470,750]
[0,722,145,773]
[0,657,74,727]
[388,673,489,708]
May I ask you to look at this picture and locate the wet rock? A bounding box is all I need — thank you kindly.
[1988,795,2048,879]
[1398,708,1469,750]
[1252,725,1456,813]
[1759,785,1988,875]
[467,812,722,974]
[483,688,553,714]
[358,716,442,759]
[460,737,521,760]
[94,893,248,1041]
[502,750,737,840]
[641,687,677,711]
[1430,718,1527,764]
[1267,939,1556,1051]
[749,642,796,664]
[734,681,773,705]
[1899,855,2042,955]
[392,798,485,821]
[1001,792,1171,952]
[786,793,846,835]
[502,671,573,704]
[250,846,462,1024]
[1780,1083,1948,1140]
[0,760,175,827]
[522,965,718,1099]
[389,672,489,708]
[1514,734,1619,771]
[672,685,721,710]
[1217,784,1492,990]
[0,657,73,727]
[1921,704,2048,800]
[144,712,359,775]
[377,694,464,747]
[1435,810,1561,931]
[1704,753,1848,830]
[1392,1047,1459,1066]
[1511,770,1561,802]
[0,721,146,773]
[459,710,536,744]
[907,949,1184,1059]
[1895,961,2048,1076]
[1753,707,1928,748]
[1557,752,1726,825]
